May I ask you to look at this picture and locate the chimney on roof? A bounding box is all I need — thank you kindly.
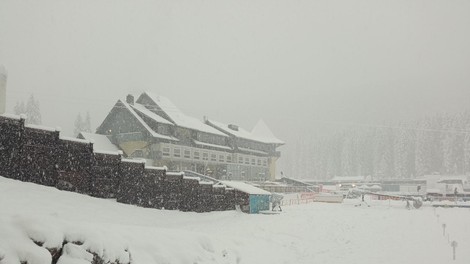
[228,124,239,131]
[126,94,134,105]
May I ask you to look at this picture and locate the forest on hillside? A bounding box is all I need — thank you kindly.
[283,111,470,180]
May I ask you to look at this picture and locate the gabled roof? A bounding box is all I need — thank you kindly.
[121,100,179,141]
[141,92,228,137]
[206,119,283,145]
[207,119,255,140]
[130,103,173,125]
[105,100,178,142]
[251,119,284,145]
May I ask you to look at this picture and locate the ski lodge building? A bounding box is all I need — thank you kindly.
[96,92,284,181]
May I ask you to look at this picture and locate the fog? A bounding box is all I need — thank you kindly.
[1,0,470,176]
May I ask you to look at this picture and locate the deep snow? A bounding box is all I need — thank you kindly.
[1,176,469,264]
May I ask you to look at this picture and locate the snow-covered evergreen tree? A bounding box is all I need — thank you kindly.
[13,101,26,115]
[25,95,41,125]
[74,113,84,137]
[73,111,92,137]
[84,111,92,133]
[393,126,407,179]
[464,123,470,176]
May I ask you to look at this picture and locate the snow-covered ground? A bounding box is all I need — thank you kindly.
[1,176,469,264]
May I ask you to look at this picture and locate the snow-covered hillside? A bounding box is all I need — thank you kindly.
[1,176,469,264]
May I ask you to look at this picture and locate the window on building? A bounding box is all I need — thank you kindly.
[219,155,225,162]
[184,149,191,159]
[157,125,170,135]
[227,155,232,163]
[251,158,256,165]
[173,148,181,158]
[239,156,243,164]
[263,159,267,166]
[211,153,217,161]
[194,151,200,160]
[162,147,170,157]
[245,157,250,164]
[257,159,262,166]
[203,152,209,161]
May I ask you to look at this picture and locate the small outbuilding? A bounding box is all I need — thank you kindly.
[220,181,271,214]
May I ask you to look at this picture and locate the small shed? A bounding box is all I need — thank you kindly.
[220,181,271,214]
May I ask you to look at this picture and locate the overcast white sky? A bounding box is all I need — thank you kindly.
[1,0,470,153]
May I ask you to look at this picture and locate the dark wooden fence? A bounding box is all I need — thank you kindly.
[0,115,235,213]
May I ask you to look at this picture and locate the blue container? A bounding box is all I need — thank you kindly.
[249,194,271,214]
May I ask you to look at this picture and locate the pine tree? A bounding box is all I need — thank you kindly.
[84,111,92,133]
[13,101,26,115]
[25,95,41,125]
[393,126,407,179]
[464,123,470,176]
[415,121,428,177]
[74,113,84,137]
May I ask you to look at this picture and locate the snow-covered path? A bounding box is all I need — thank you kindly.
[1,176,469,264]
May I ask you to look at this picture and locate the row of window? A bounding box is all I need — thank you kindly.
[238,156,267,166]
[161,147,268,166]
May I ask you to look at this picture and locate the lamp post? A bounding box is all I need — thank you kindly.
[451,241,457,260]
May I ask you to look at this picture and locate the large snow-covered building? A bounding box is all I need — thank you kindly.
[96,92,284,181]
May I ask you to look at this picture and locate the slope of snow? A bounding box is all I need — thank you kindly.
[1,176,469,264]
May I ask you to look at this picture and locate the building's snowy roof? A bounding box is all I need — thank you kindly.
[207,119,283,145]
[193,140,232,151]
[437,176,467,184]
[207,119,255,140]
[143,92,227,137]
[120,100,178,142]
[130,103,173,125]
[426,188,443,194]
[251,119,284,145]
[331,176,370,183]
[79,132,121,153]
[220,181,271,195]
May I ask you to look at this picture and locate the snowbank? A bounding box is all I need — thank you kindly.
[1,176,469,264]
